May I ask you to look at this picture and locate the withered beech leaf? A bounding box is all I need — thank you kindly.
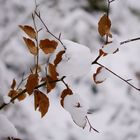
[19,25,36,39]
[54,50,65,66]
[46,75,56,93]
[11,79,16,89]
[39,39,58,54]
[17,89,26,101]
[93,67,104,84]
[48,63,58,80]
[25,73,39,95]
[60,88,73,107]
[23,37,38,55]
[34,90,49,117]
[41,76,56,93]
[98,14,111,37]
[8,90,18,99]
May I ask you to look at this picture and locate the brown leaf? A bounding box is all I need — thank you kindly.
[48,63,58,80]
[93,67,105,84]
[39,39,58,54]
[8,90,18,99]
[25,73,39,95]
[23,37,38,55]
[46,75,56,93]
[17,89,27,101]
[98,14,111,37]
[54,50,65,66]
[19,25,36,39]
[60,88,73,107]
[11,79,16,89]
[34,90,49,117]
[41,76,56,93]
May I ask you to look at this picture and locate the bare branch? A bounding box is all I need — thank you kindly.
[120,37,140,45]
[86,116,99,133]
[95,62,140,92]
[34,11,67,50]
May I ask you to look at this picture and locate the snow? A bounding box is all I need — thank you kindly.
[63,93,88,128]
[102,38,120,54]
[0,0,140,140]
[3,95,11,104]
[56,39,92,78]
[94,67,109,84]
[0,114,17,139]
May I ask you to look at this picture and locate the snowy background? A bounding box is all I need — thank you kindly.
[0,0,140,139]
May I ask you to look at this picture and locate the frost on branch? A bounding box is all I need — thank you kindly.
[0,114,17,139]
[50,39,92,78]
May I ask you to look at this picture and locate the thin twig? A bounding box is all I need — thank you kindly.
[86,116,99,133]
[32,13,39,74]
[16,72,26,90]
[61,76,69,89]
[95,62,140,92]
[34,11,66,50]
[120,37,140,45]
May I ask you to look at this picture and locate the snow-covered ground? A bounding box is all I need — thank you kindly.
[0,0,140,139]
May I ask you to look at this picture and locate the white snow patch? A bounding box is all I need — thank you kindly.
[95,67,109,83]
[102,39,120,54]
[3,95,11,104]
[63,93,88,128]
[56,39,92,78]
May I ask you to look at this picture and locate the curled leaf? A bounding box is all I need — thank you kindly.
[19,25,36,39]
[54,50,65,66]
[23,37,38,55]
[98,14,111,37]
[34,90,49,117]
[93,67,108,84]
[39,39,58,54]
[25,73,39,95]
[60,88,73,107]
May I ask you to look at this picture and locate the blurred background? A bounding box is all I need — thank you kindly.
[0,0,140,139]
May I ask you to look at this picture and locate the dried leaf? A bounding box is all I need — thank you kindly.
[48,63,58,80]
[11,79,16,89]
[41,76,56,93]
[19,25,36,39]
[46,75,56,93]
[98,14,111,37]
[23,37,38,55]
[54,50,65,66]
[34,90,49,117]
[8,90,18,99]
[39,39,58,54]
[17,89,26,101]
[60,88,73,107]
[25,73,39,95]
[93,67,106,84]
